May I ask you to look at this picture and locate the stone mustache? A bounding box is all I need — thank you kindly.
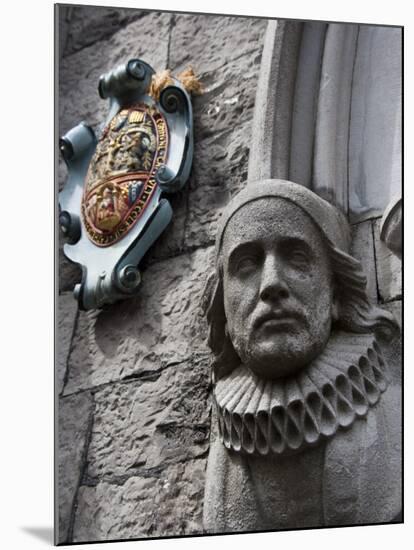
[202,180,401,531]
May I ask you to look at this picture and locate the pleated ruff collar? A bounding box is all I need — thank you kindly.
[214,331,389,456]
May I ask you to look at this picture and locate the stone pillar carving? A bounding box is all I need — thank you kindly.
[202,180,401,532]
[380,196,402,259]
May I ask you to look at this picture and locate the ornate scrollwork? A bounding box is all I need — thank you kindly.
[159,85,186,113]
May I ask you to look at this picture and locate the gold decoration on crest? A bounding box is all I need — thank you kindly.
[128,110,145,124]
[82,103,170,247]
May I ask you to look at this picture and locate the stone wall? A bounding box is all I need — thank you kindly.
[57,6,401,544]
[57,5,267,544]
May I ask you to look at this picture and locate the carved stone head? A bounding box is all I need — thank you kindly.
[203,182,401,531]
[221,197,334,379]
[204,180,397,382]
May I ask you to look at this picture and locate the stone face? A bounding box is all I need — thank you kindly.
[57,392,93,543]
[57,293,78,395]
[373,218,402,302]
[72,460,206,542]
[64,247,214,394]
[221,197,334,378]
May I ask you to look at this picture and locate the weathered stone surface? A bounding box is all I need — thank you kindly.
[73,460,206,542]
[57,293,78,395]
[57,5,72,60]
[383,300,402,329]
[380,196,402,260]
[150,109,254,257]
[170,13,266,74]
[184,127,250,249]
[59,12,171,137]
[58,392,93,543]
[189,58,260,141]
[58,156,67,193]
[373,218,402,302]
[58,241,82,294]
[138,14,265,253]
[350,219,377,302]
[59,5,147,57]
[170,15,265,142]
[64,247,214,394]
[86,355,210,479]
[381,301,402,386]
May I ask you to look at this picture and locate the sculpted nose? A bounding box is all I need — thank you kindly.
[259,254,289,303]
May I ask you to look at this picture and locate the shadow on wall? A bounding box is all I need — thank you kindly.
[20,526,54,544]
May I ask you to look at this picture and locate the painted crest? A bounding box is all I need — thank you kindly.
[59,59,200,309]
[82,104,168,246]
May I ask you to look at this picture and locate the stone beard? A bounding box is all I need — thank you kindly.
[202,180,401,532]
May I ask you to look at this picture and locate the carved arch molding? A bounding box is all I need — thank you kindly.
[248,20,402,227]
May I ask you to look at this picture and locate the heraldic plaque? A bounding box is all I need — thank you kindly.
[59,58,200,309]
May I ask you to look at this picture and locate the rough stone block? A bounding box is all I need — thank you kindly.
[373,218,402,302]
[57,293,78,395]
[169,13,266,75]
[350,220,378,302]
[59,12,172,136]
[64,247,214,394]
[58,242,82,294]
[86,355,210,479]
[183,125,251,249]
[57,392,93,543]
[59,5,147,57]
[72,460,206,542]
[190,59,261,141]
[57,5,72,60]
[169,13,265,143]
[57,156,67,193]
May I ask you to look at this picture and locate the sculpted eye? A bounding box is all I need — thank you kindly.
[287,248,310,269]
[228,244,263,277]
[236,255,258,274]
